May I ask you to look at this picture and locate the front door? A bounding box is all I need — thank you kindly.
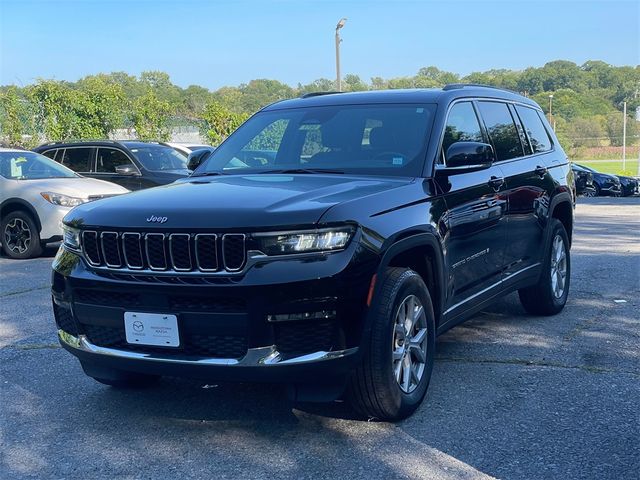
[94,148,142,190]
[437,101,508,316]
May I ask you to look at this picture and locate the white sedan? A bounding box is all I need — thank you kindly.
[0,148,128,259]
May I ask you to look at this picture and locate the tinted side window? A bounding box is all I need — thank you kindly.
[477,101,523,161]
[61,148,92,172]
[42,149,57,160]
[97,148,136,173]
[515,105,552,153]
[442,102,483,161]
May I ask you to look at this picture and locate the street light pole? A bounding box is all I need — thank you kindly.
[548,94,554,124]
[335,18,347,91]
[622,101,627,171]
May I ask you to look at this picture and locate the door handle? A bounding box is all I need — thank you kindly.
[535,165,548,177]
[488,176,504,191]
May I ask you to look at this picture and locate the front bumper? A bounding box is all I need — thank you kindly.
[52,241,375,384]
[600,183,622,195]
[36,202,72,240]
[58,330,360,383]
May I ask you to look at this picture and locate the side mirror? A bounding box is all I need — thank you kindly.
[114,164,138,176]
[438,142,494,175]
[187,148,214,172]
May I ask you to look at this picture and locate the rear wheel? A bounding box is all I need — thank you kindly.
[592,183,601,197]
[519,219,570,315]
[347,267,435,421]
[1,211,43,259]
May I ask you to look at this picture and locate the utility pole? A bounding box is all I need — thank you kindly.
[335,18,347,91]
[548,94,554,127]
[622,101,627,171]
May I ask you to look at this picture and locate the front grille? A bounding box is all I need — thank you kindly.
[80,230,246,273]
[83,324,248,358]
[222,234,246,271]
[275,320,338,356]
[53,303,77,335]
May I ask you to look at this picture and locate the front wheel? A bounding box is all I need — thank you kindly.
[519,219,570,315]
[347,268,436,421]
[1,211,43,259]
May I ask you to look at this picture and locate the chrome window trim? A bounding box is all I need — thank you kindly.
[194,233,218,272]
[122,232,144,270]
[100,231,122,268]
[222,233,246,272]
[169,233,193,271]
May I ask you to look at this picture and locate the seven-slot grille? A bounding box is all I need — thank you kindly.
[81,230,245,273]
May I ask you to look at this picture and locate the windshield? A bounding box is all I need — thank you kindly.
[195,104,437,177]
[0,151,78,180]
[128,145,189,171]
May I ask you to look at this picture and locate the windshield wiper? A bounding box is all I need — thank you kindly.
[261,168,344,175]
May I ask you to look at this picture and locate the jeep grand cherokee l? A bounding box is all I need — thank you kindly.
[52,86,574,421]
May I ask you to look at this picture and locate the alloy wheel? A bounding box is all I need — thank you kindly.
[4,218,32,254]
[392,294,428,394]
[550,234,567,299]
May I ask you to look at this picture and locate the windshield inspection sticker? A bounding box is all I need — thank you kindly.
[392,157,403,165]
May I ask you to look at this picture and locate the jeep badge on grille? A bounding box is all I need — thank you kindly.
[146,215,168,224]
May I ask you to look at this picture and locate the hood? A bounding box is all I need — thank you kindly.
[21,177,129,199]
[64,174,410,229]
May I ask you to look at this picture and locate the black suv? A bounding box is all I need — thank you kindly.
[52,86,574,420]
[34,141,191,190]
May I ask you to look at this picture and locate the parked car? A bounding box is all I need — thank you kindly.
[570,163,595,196]
[34,141,191,190]
[52,85,574,421]
[163,142,211,156]
[0,148,128,259]
[615,174,639,197]
[575,164,621,197]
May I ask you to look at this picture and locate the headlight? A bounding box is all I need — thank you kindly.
[62,225,81,251]
[253,226,355,256]
[41,192,86,207]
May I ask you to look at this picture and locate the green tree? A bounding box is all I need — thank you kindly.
[343,74,368,92]
[0,86,36,147]
[566,117,604,148]
[201,101,249,145]
[604,112,639,146]
[131,89,173,141]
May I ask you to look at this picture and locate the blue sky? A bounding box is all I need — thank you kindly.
[0,0,638,89]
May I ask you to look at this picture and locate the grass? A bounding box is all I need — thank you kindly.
[574,159,639,176]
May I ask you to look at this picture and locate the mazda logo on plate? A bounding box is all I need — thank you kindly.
[146,215,168,224]
[132,321,144,332]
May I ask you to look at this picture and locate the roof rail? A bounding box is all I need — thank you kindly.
[443,83,520,95]
[300,91,343,99]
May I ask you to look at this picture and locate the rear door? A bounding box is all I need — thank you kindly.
[59,147,94,175]
[476,101,555,281]
[438,101,508,316]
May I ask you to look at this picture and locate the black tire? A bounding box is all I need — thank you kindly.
[81,361,160,388]
[593,183,601,197]
[1,210,43,259]
[518,219,570,316]
[347,267,436,421]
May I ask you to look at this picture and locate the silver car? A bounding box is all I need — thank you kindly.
[0,148,129,259]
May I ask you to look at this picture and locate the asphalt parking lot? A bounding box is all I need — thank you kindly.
[1,197,638,480]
